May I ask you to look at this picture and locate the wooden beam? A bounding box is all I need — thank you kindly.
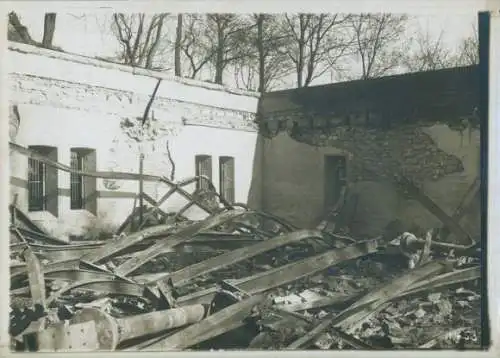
[152,229,323,287]
[394,175,474,244]
[114,209,248,276]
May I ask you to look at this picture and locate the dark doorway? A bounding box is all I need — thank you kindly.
[324,155,347,211]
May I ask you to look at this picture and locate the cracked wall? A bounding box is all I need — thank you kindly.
[8,43,260,240]
[261,123,480,242]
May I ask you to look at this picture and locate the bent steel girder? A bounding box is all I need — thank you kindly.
[114,209,249,277]
[150,229,323,287]
[81,224,179,264]
[143,293,265,351]
[45,279,155,306]
[177,238,380,306]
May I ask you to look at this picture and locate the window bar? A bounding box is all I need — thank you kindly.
[220,157,235,203]
[28,158,45,211]
[70,151,84,209]
[196,156,212,191]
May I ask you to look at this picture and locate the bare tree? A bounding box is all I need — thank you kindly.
[8,12,36,44]
[111,13,169,69]
[178,15,214,79]
[403,29,454,72]
[174,14,183,76]
[233,14,294,92]
[280,14,353,88]
[42,13,57,48]
[205,14,253,84]
[350,14,408,79]
[8,11,57,49]
[454,25,479,66]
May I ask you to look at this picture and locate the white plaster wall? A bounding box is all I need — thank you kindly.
[400,124,480,241]
[8,43,260,240]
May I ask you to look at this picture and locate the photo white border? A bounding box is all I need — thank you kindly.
[0,1,498,357]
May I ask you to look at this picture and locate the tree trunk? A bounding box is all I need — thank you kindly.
[42,13,57,48]
[174,14,183,76]
[145,15,166,69]
[8,12,35,44]
[214,24,225,84]
[257,14,266,93]
[297,41,304,88]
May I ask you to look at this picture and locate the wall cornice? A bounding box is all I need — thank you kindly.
[10,72,258,132]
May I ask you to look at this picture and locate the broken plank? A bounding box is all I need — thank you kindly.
[274,292,361,313]
[45,279,155,306]
[135,179,195,229]
[399,266,480,298]
[81,223,179,264]
[114,209,248,276]
[9,204,68,244]
[286,260,447,349]
[337,261,448,331]
[177,238,380,306]
[440,177,480,240]
[159,177,218,215]
[14,226,69,246]
[23,248,46,308]
[44,269,122,282]
[175,200,197,219]
[11,259,81,282]
[34,247,102,263]
[394,174,473,244]
[231,203,298,231]
[144,293,265,351]
[115,204,140,235]
[140,193,171,220]
[235,238,380,295]
[151,229,323,287]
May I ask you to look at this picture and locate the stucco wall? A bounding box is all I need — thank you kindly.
[260,132,347,227]
[8,42,260,240]
[402,124,480,241]
[261,124,480,242]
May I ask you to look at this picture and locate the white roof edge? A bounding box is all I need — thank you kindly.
[8,41,261,99]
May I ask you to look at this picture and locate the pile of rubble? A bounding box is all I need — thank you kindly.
[9,178,482,352]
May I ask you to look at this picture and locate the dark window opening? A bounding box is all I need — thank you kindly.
[70,150,84,209]
[219,156,235,203]
[324,155,347,211]
[27,146,58,216]
[70,148,97,214]
[28,157,45,211]
[195,155,212,190]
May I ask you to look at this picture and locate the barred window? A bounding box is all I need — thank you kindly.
[195,155,212,190]
[27,146,58,216]
[70,150,84,209]
[70,148,97,214]
[219,156,235,203]
[28,157,45,211]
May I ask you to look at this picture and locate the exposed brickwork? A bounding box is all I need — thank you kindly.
[293,125,464,185]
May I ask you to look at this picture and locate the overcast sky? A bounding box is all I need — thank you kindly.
[14,12,477,56]
[10,10,479,88]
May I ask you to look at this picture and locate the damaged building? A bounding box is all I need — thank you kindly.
[9,41,480,244]
[7,39,484,351]
[256,65,480,243]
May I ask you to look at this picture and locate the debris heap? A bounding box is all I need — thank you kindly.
[9,175,481,352]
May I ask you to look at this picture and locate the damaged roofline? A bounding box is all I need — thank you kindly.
[266,65,479,96]
[7,41,261,100]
